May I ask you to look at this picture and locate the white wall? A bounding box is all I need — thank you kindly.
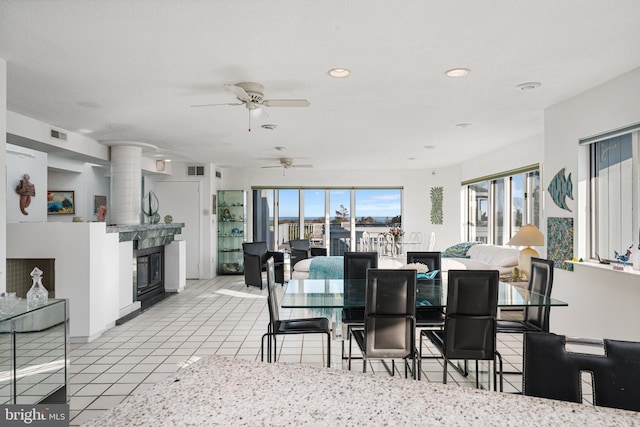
[458,133,544,183]
[7,111,109,161]
[0,58,7,291]
[543,66,640,341]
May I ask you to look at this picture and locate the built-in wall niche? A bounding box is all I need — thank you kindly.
[6,259,56,298]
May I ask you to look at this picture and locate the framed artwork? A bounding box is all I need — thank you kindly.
[94,195,107,213]
[47,191,75,214]
[547,217,574,271]
[430,186,443,225]
[212,194,217,214]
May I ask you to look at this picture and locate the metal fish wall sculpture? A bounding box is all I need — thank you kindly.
[547,168,573,211]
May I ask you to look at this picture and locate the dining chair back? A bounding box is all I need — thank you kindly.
[407,252,444,331]
[348,269,418,378]
[343,252,378,279]
[523,257,555,332]
[524,332,640,412]
[261,257,331,367]
[423,269,503,390]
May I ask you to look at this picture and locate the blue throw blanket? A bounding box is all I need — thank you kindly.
[309,256,344,279]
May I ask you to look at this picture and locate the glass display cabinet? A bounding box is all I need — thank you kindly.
[218,190,247,274]
[0,299,68,404]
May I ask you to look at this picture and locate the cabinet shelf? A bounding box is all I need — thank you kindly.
[217,190,247,275]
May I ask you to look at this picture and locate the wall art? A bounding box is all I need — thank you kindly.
[547,167,573,211]
[15,173,36,216]
[430,186,443,225]
[547,217,573,271]
[47,191,75,215]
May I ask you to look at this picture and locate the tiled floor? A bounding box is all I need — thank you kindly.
[68,275,530,426]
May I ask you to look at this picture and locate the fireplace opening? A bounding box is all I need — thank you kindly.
[134,246,165,305]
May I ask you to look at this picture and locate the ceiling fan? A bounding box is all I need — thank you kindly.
[261,157,313,170]
[191,82,310,131]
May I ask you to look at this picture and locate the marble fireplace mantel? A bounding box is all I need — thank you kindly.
[107,223,184,249]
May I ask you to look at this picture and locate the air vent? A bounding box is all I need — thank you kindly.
[215,170,222,179]
[187,165,205,176]
[50,129,67,141]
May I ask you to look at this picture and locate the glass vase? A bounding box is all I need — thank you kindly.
[27,267,49,311]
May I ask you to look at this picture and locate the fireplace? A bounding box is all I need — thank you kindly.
[134,246,165,304]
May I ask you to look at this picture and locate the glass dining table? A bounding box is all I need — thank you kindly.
[281,278,568,337]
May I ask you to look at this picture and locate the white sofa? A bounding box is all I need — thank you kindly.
[442,244,519,276]
[291,244,519,280]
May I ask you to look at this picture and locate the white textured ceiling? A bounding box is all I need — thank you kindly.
[2,0,640,170]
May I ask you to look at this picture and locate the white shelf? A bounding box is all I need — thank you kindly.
[566,260,640,276]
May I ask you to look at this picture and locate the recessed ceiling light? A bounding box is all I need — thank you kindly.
[274,146,286,151]
[261,124,278,130]
[77,128,93,134]
[424,145,435,149]
[516,82,542,90]
[408,157,416,161]
[445,68,470,77]
[328,68,351,78]
[164,159,172,162]
[455,123,472,129]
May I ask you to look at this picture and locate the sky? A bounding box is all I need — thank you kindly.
[275,189,402,219]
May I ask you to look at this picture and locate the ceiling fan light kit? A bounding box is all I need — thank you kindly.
[191,81,310,132]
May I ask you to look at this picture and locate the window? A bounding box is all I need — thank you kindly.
[252,188,402,255]
[589,132,637,261]
[464,166,540,244]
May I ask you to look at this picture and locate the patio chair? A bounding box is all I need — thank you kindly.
[289,239,327,269]
[242,242,284,288]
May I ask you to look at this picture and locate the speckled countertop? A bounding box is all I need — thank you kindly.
[83,356,640,426]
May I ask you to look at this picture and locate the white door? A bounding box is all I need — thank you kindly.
[154,181,200,279]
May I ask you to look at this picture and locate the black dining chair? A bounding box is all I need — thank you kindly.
[497,257,554,377]
[261,257,331,367]
[422,269,503,391]
[497,257,555,334]
[524,331,640,412]
[341,252,378,359]
[407,252,444,332]
[348,268,419,379]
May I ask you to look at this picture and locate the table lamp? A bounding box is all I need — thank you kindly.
[507,224,544,280]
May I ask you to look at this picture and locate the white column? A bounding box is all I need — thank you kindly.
[110,144,143,225]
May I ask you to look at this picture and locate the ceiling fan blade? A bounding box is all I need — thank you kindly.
[225,84,251,102]
[190,102,243,108]
[262,99,310,108]
[260,165,283,169]
[291,164,313,168]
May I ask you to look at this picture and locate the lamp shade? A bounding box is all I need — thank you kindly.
[508,224,544,247]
